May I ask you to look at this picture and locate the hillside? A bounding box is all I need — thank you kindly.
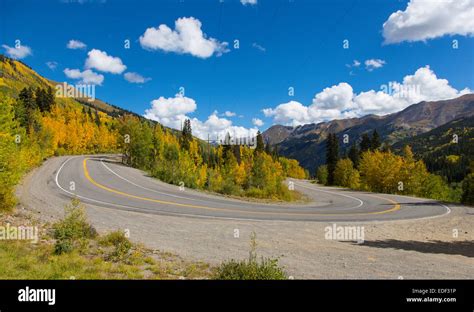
[0,55,308,210]
[393,116,474,183]
[264,94,474,174]
[0,55,144,120]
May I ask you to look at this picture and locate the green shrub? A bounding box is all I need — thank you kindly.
[461,173,474,206]
[316,165,328,185]
[214,232,287,280]
[53,198,97,255]
[99,230,132,262]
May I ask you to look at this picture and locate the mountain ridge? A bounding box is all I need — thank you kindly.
[263,94,474,173]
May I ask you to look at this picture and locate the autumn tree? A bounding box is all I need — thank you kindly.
[334,158,360,189]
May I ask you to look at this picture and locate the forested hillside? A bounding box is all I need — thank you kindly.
[316,130,473,205]
[265,94,474,174]
[393,116,474,183]
[0,55,307,211]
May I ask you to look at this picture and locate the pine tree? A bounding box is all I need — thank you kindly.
[265,142,272,154]
[180,119,192,151]
[326,133,339,185]
[255,131,265,154]
[19,87,36,111]
[348,143,359,168]
[272,145,279,160]
[18,87,38,133]
[371,129,381,150]
[94,110,101,127]
[359,133,371,152]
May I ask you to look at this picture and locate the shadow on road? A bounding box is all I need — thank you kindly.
[349,239,474,258]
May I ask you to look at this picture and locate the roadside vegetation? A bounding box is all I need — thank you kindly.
[0,199,212,279]
[120,116,307,202]
[0,56,294,280]
[316,130,472,204]
[214,232,287,280]
[0,56,306,214]
[0,200,287,280]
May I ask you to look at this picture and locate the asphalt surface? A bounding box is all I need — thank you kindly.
[17,155,474,278]
[53,155,450,222]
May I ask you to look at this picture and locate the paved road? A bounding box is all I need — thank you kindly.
[17,155,474,279]
[53,155,449,222]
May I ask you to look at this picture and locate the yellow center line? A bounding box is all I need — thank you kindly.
[82,158,401,217]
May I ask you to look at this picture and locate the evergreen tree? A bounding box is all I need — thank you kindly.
[18,87,36,111]
[272,145,279,160]
[265,142,272,154]
[359,133,371,152]
[461,162,474,205]
[180,119,192,151]
[255,131,265,154]
[326,133,339,185]
[87,108,93,121]
[348,143,360,168]
[18,87,38,132]
[371,129,381,150]
[232,145,242,165]
[94,110,102,127]
[45,86,55,112]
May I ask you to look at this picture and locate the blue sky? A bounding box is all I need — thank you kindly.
[2,0,473,139]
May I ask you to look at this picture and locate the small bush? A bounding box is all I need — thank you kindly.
[215,257,287,280]
[99,230,132,262]
[53,198,97,255]
[214,232,287,280]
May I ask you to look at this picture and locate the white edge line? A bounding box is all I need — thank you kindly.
[54,156,453,224]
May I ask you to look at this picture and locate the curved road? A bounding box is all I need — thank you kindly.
[18,155,474,279]
[53,155,450,222]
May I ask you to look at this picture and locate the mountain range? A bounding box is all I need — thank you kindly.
[2,54,473,178]
[263,94,474,174]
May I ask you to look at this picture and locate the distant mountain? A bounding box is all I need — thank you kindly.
[393,116,474,183]
[263,94,474,174]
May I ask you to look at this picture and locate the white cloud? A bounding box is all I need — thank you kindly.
[85,49,126,74]
[241,0,257,5]
[64,68,104,85]
[144,94,257,140]
[46,61,58,70]
[252,118,264,127]
[312,82,356,110]
[124,72,151,84]
[365,59,386,71]
[144,94,197,119]
[223,111,236,117]
[263,101,314,126]
[2,44,32,59]
[383,0,474,44]
[139,17,229,58]
[263,66,471,126]
[346,60,361,68]
[67,39,87,50]
[252,42,266,52]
